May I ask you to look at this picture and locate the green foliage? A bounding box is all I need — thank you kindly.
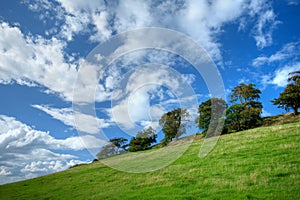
[1,122,299,199]
[159,108,190,143]
[230,83,261,104]
[109,137,128,151]
[96,137,128,160]
[272,71,300,115]
[128,127,157,152]
[225,83,262,133]
[225,104,244,132]
[195,98,227,135]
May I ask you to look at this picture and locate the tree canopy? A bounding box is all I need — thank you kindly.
[225,83,262,133]
[195,98,227,135]
[159,108,190,144]
[96,137,128,160]
[230,83,261,104]
[128,127,157,152]
[110,137,128,151]
[272,71,300,115]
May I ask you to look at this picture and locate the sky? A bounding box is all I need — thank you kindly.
[0,0,300,184]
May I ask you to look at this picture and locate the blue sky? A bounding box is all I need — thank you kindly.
[0,0,300,184]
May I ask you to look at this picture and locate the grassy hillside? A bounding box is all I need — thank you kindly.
[0,121,299,199]
[261,113,300,127]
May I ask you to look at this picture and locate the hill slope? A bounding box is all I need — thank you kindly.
[0,122,299,199]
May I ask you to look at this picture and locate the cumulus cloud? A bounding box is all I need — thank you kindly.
[271,63,300,87]
[0,115,104,184]
[0,1,280,103]
[260,62,300,88]
[108,65,197,134]
[24,0,279,66]
[0,22,77,100]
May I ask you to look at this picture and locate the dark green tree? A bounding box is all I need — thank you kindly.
[226,83,262,132]
[272,71,300,115]
[128,127,157,152]
[159,108,190,144]
[195,98,227,135]
[224,104,244,133]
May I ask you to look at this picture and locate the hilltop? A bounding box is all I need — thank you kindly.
[0,114,299,199]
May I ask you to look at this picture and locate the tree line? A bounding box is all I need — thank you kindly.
[97,71,300,160]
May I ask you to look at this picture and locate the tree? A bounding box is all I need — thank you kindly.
[226,83,262,132]
[230,83,261,104]
[128,127,157,152]
[272,71,300,115]
[109,137,128,151]
[96,137,128,160]
[195,98,227,135]
[96,143,117,160]
[159,108,190,144]
[224,104,244,133]
[241,100,263,129]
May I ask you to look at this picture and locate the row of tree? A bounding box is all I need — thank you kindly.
[97,71,300,159]
[196,83,262,134]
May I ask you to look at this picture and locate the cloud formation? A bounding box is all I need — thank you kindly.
[25,0,279,64]
[0,22,77,100]
[260,62,300,88]
[32,104,111,134]
[0,1,279,103]
[253,41,300,67]
[271,62,300,87]
[0,115,104,184]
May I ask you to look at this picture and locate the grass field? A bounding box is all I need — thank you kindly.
[0,121,299,199]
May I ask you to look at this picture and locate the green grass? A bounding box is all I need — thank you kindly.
[0,122,299,199]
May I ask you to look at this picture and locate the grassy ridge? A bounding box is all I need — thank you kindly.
[0,122,299,199]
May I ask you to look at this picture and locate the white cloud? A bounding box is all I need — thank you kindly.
[19,159,84,175]
[0,115,104,184]
[109,67,176,131]
[0,115,104,151]
[113,0,152,32]
[32,104,111,134]
[108,65,197,133]
[248,0,280,49]
[253,10,277,48]
[252,41,300,66]
[271,63,300,87]
[90,11,112,42]
[60,13,90,41]
[0,22,77,101]
[24,0,279,66]
[0,166,12,176]
[0,1,280,104]
[32,105,74,126]
[73,112,110,134]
